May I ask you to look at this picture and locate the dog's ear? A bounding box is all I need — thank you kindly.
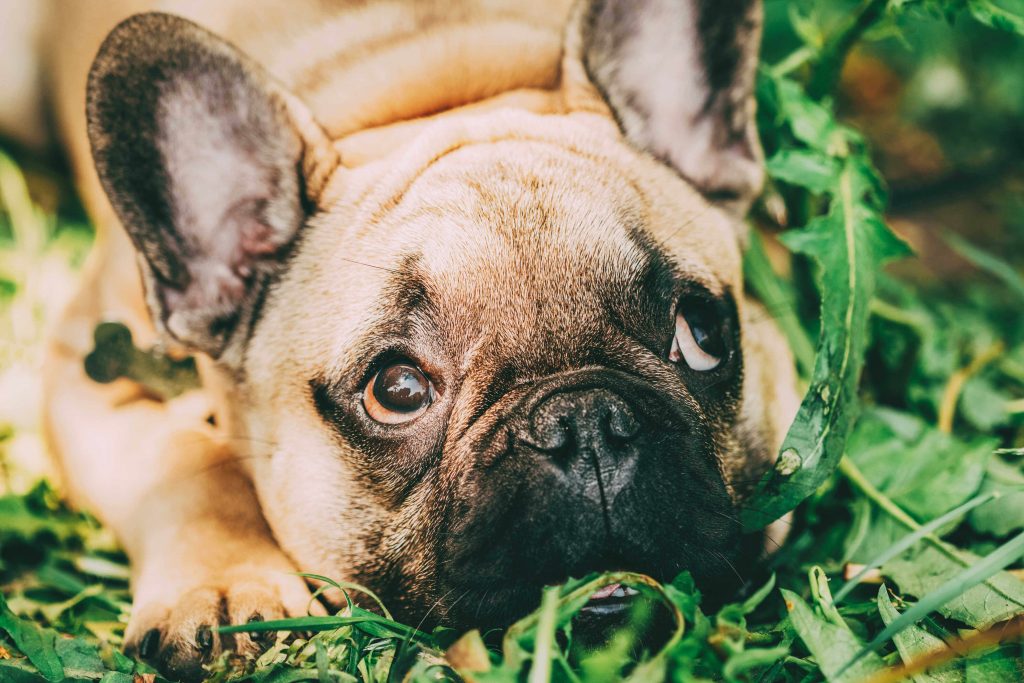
[87,12,338,357]
[568,0,764,218]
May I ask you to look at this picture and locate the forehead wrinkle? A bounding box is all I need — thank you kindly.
[346,129,653,243]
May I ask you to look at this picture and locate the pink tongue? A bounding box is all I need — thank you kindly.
[589,583,622,600]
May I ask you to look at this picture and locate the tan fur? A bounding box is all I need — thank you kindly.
[41,0,798,676]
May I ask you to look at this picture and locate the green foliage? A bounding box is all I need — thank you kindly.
[84,322,200,400]
[3,0,1024,682]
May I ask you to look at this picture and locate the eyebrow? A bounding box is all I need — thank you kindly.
[381,252,433,321]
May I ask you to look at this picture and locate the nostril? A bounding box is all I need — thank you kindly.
[604,402,640,442]
[526,405,574,453]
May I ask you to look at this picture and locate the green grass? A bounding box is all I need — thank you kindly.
[3,1,1024,681]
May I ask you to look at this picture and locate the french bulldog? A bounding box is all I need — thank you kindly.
[35,0,799,679]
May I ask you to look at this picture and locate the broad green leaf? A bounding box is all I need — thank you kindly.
[780,589,886,682]
[964,646,1024,682]
[98,673,136,683]
[0,596,64,682]
[877,586,963,683]
[741,158,911,531]
[970,457,1024,536]
[0,660,49,683]
[879,532,1024,638]
[835,490,1001,603]
[54,636,105,677]
[846,410,993,520]
[960,376,1013,431]
[720,645,792,682]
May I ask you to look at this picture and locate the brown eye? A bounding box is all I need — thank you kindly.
[363,363,434,424]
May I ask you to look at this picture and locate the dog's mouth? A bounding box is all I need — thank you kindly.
[579,583,641,617]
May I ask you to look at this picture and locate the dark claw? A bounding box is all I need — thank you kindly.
[247,613,272,645]
[139,628,161,660]
[195,624,214,654]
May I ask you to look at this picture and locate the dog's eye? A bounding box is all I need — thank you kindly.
[669,304,724,371]
[363,362,435,424]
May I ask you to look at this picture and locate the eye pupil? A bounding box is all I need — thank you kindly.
[692,324,711,351]
[683,310,724,358]
[373,364,430,413]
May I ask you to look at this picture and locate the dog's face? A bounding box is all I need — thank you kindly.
[87,1,794,625]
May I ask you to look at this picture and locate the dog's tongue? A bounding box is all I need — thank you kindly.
[588,583,641,601]
[581,583,640,617]
[589,583,623,600]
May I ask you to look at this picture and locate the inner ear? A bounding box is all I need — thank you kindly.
[87,12,338,357]
[571,0,765,220]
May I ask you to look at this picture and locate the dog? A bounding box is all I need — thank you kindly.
[25,0,799,679]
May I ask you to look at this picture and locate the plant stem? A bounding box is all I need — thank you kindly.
[869,298,929,331]
[808,0,891,100]
[938,341,1005,433]
[528,587,559,683]
[839,456,965,565]
[771,44,818,77]
[838,457,920,530]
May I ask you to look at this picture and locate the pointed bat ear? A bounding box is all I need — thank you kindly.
[567,0,764,220]
[87,12,338,357]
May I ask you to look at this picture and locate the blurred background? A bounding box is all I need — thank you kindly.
[0,0,1022,494]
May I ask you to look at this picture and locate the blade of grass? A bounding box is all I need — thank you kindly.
[833,489,1003,603]
[944,231,1024,301]
[296,572,393,620]
[217,613,433,644]
[839,529,1024,677]
[528,587,560,683]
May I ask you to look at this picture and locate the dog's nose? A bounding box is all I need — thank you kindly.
[525,388,641,465]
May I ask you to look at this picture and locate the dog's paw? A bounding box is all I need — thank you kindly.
[124,568,322,682]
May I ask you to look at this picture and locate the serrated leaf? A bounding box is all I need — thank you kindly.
[877,586,963,683]
[741,158,911,530]
[774,77,840,150]
[967,0,1024,34]
[780,589,886,683]
[766,149,841,193]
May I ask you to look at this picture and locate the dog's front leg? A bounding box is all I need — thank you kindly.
[43,231,317,681]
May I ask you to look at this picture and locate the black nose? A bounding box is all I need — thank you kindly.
[521,389,641,501]
[527,389,640,453]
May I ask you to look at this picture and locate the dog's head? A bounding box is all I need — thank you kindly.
[86,0,796,625]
